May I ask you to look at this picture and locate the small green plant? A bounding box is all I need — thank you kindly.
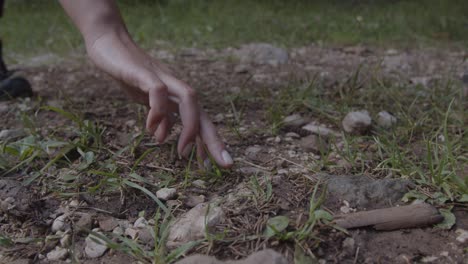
[248,174,273,204]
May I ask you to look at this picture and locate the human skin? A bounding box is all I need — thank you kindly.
[59,0,233,168]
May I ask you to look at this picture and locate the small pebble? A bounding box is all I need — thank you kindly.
[134,217,148,228]
[376,111,397,128]
[342,110,372,134]
[46,246,68,261]
[192,180,207,189]
[156,188,177,201]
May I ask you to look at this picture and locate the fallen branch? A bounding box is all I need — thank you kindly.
[334,203,444,231]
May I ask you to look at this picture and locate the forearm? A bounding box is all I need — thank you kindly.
[59,0,130,45]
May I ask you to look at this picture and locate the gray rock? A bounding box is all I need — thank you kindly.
[84,229,108,258]
[175,249,287,264]
[456,229,468,243]
[192,179,207,189]
[342,110,372,134]
[76,213,93,230]
[285,132,300,139]
[46,246,68,261]
[234,43,288,65]
[167,203,224,249]
[302,123,340,138]
[300,135,328,154]
[184,195,206,208]
[376,111,397,128]
[156,188,177,201]
[98,217,119,232]
[245,146,262,160]
[137,227,155,247]
[133,217,148,228]
[52,214,68,233]
[0,129,26,141]
[325,175,412,210]
[283,114,308,128]
[112,226,124,235]
[124,227,139,239]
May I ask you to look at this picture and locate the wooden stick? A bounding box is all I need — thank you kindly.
[334,203,444,231]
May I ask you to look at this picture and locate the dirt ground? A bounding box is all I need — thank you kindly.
[1,44,467,263]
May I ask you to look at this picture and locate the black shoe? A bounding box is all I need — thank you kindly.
[0,38,33,100]
[0,76,33,100]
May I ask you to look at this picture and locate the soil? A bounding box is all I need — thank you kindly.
[0,43,467,263]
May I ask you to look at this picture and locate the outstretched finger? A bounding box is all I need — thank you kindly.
[199,110,233,168]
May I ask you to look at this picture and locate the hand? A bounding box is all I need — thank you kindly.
[85,30,233,168]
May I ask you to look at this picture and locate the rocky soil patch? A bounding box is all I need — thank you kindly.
[1,43,466,263]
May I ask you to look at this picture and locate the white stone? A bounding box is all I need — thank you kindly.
[192,180,207,189]
[137,227,154,246]
[376,111,397,128]
[455,229,468,243]
[245,146,262,156]
[47,247,68,261]
[285,132,300,139]
[156,188,177,201]
[342,110,372,134]
[60,234,71,247]
[84,229,108,258]
[133,217,148,228]
[283,114,308,127]
[421,256,439,263]
[52,214,68,233]
[68,199,79,208]
[410,76,431,87]
[112,226,124,236]
[167,203,224,249]
[302,123,340,138]
[125,227,139,239]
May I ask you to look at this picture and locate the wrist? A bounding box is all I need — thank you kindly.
[84,26,132,50]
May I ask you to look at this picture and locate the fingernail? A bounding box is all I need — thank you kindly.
[203,158,212,170]
[182,143,194,158]
[221,150,233,165]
